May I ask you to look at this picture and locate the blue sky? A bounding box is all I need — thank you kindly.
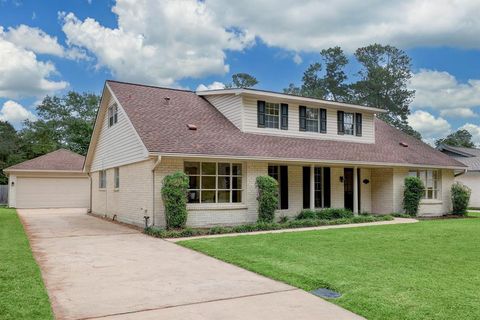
[1,0,480,145]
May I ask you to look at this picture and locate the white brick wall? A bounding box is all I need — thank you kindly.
[92,159,154,227]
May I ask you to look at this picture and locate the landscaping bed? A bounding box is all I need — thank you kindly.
[0,207,53,320]
[145,214,394,238]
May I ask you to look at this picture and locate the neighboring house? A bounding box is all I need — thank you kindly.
[84,80,465,227]
[4,149,89,209]
[438,145,480,208]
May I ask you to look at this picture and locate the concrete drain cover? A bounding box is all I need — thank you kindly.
[310,288,342,299]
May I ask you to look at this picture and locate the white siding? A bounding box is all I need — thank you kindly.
[91,94,148,172]
[242,96,375,143]
[371,168,394,214]
[205,95,243,129]
[456,172,480,208]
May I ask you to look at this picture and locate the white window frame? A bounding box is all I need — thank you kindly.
[343,112,354,135]
[184,162,243,204]
[265,102,280,129]
[114,167,120,189]
[305,107,319,133]
[409,169,441,200]
[99,170,107,189]
[108,104,118,127]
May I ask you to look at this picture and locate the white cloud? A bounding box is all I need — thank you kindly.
[196,81,225,91]
[460,123,480,145]
[207,0,480,52]
[0,36,68,98]
[292,53,302,65]
[0,100,36,125]
[408,110,451,141]
[410,69,480,118]
[1,25,88,60]
[61,0,254,86]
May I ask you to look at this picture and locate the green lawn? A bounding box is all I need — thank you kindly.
[180,217,480,320]
[0,208,53,320]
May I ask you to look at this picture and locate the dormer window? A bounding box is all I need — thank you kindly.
[108,104,118,127]
[265,102,280,129]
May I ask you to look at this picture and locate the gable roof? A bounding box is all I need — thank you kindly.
[105,80,465,169]
[4,149,85,172]
[438,145,480,171]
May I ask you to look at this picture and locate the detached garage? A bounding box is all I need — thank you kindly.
[4,149,89,209]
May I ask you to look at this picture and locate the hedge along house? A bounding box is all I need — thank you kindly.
[83,81,466,228]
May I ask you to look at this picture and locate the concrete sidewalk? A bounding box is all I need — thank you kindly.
[168,217,418,242]
[19,209,364,320]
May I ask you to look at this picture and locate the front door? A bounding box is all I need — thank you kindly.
[344,168,354,211]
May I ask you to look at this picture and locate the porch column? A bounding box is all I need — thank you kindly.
[353,166,359,215]
[310,164,315,209]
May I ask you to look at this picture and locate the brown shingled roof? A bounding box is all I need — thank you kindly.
[107,80,465,169]
[5,149,85,172]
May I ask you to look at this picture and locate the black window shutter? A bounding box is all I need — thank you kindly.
[302,166,310,209]
[257,100,265,128]
[281,103,288,130]
[280,166,289,209]
[323,167,331,208]
[355,113,362,136]
[320,108,327,133]
[337,111,344,135]
[299,106,306,131]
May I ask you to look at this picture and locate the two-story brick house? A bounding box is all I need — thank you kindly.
[83,80,465,227]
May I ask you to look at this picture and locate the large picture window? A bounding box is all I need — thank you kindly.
[265,102,280,129]
[184,162,243,204]
[409,169,440,199]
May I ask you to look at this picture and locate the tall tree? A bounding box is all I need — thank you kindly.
[352,44,420,138]
[20,91,100,156]
[435,129,476,148]
[0,121,24,184]
[319,46,351,102]
[226,73,258,88]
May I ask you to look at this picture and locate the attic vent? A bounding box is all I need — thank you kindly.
[399,142,409,147]
[164,97,170,104]
[187,124,197,130]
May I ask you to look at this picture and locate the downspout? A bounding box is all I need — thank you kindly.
[152,156,162,227]
[87,171,92,213]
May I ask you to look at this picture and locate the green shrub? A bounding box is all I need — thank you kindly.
[161,171,189,229]
[256,176,279,222]
[144,215,395,238]
[278,216,289,223]
[296,209,317,220]
[451,182,471,216]
[296,208,354,220]
[403,176,425,216]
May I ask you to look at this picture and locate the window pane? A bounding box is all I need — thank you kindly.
[265,103,279,128]
[232,190,242,203]
[185,162,200,175]
[232,177,242,189]
[217,176,230,189]
[408,171,417,177]
[202,176,216,189]
[218,191,230,203]
[344,113,354,135]
[201,191,215,203]
[202,162,216,175]
[306,108,319,132]
[188,190,200,203]
[188,176,199,189]
[232,164,242,175]
[218,163,230,175]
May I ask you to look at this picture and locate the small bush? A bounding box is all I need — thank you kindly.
[296,208,354,220]
[144,215,395,239]
[161,171,189,229]
[403,176,425,216]
[278,216,289,223]
[256,176,279,222]
[451,182,471,216]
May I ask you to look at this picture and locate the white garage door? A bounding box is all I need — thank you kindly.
[16,177,89,208]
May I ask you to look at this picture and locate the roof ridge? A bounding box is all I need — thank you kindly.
[106,80,193,93]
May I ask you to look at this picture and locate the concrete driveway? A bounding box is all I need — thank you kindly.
[18,209,363,320]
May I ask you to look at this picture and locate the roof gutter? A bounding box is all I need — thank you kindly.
[148,152,467,170]
[455,169,468,177]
